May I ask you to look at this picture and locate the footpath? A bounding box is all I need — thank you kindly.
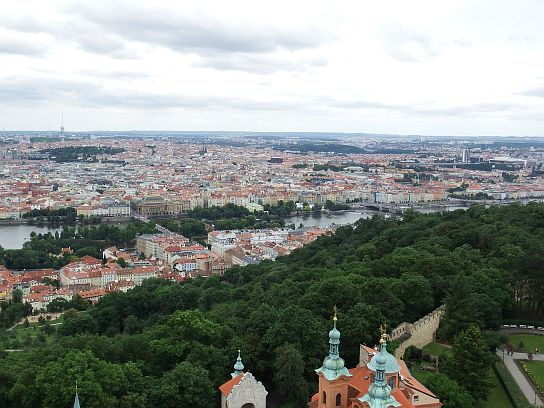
[496,351,544,407]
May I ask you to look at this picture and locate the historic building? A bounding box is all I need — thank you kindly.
[219,351,268,408]
[309,311,442,408]
[131,194,183,216]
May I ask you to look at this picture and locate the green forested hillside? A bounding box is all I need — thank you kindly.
[1,204,543,407]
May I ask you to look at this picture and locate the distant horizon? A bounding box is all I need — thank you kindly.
[3,129,544,140]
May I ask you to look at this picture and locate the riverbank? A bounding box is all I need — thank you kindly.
[0,217,135,249]
[0,215,133,226]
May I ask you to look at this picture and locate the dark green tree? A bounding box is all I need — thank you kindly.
[273,343,308,403]
[426,373,475,408]
[444,325,492,401]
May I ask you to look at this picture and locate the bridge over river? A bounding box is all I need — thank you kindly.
[132,214,174,234]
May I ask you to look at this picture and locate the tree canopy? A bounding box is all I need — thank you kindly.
[1,203,543,406]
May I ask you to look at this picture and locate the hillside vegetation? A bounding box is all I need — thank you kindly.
[1,204,544,407]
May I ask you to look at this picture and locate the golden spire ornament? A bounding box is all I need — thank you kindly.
[379,323,388,342]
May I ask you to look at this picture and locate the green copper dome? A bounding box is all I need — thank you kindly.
[329,326,340,340]
[367,337,400,374]
[231,350,244,378]
[315,309,352,381]
[359,334,401,408]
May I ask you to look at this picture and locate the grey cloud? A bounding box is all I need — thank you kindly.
[194,54,328,74]
[0,15,137,59]
[380,26,441,62]
[77,69,152,80]
[519,86,544,97]
[63,3,330,56]
[0,36,47,56]
[329,98,525,118]
[74,34,138,59]
[1,5,328,62]
[0,76,301,111]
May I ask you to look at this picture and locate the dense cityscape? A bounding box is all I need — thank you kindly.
[2,133,544,220]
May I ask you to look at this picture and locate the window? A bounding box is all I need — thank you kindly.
[242,404,255,408]
[323,391,327,404]
[413,395,419,402]
[388,377,395,389]
[336,393,341,406]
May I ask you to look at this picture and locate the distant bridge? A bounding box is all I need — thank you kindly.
[132,213,174,235]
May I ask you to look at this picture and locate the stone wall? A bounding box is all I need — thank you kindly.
[390,305,445,358]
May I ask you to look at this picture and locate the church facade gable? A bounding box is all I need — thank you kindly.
[226,372,267,408]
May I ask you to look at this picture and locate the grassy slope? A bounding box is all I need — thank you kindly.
[508,334,544,353]
[486,368,514,408]
[524,360,544,383]
[423,342,452,357]
[414,342,512,407]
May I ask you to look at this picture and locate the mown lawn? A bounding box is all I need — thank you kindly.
[410,364,435,384]
[508,334,544,353]
[1,317,62,349]
[524,360,544,384]
[484,368,514,408]
[423,342,452,357]
[411,365,513,407]
[412,342,512,408]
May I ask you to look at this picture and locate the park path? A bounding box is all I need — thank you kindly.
[496,351,544,407]
[508,351,544,361]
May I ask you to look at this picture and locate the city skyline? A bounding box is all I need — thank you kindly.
[1,0,544,136]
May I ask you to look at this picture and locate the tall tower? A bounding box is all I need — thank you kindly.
[60,113,65,138]
[315,307,352,408]
[462,148,470,163]
[358,331,401,408]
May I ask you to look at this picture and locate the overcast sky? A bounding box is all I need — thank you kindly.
[1,0,544,136]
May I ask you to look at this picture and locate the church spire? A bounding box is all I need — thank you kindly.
[328,305,340,357]
[73,380,81,408]
[359,326,401,407]
[315,306,352,381]
[231,350,244,378]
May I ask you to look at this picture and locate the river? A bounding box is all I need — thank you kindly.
[286,206,469,228]
[0,225,62,249]
[286,210,383,228]
[0,206,468,248]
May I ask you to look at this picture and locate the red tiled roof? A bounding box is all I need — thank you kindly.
[219,373,243,396]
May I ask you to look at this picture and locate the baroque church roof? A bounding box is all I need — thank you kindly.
[315,306,352,381]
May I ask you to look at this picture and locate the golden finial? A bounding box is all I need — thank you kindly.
[379,323,388,343]
[333,305,338,322]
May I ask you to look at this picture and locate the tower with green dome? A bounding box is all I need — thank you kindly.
[315,306,352,408]
[358,330,401,408]
[231,350,244,378]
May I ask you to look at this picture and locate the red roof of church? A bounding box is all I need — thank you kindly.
[219,373,243,396]
[310,362,441,408]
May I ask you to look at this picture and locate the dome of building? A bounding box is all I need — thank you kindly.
[329,326,340,340]
[367,338,400,374]
[142,194,165,204]
[322,354,346,372]
[367,381,392,400]
[231,350,244,378]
